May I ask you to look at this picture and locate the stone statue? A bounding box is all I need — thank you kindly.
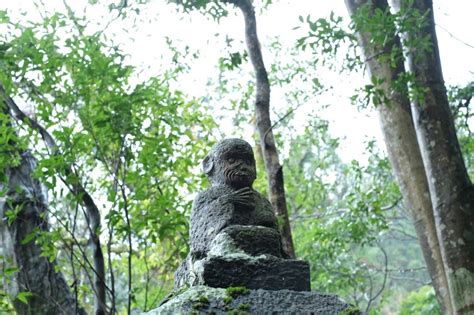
[175,138,309,291]
[152,139,358,314]
[190,138,283,259]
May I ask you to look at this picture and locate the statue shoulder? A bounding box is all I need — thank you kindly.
[253,190,271,205]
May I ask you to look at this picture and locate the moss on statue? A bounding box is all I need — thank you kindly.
[225,286,250,299]
[191,295,210,311]
[222,286,250,311]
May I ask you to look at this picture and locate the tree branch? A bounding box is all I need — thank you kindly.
[366,245,388,312]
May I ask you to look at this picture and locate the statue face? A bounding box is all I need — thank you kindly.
[203,139,257,188]
[219,148,256,188]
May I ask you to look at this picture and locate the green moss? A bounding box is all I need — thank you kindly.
[227,305,250,315]
[338,305,361,315]
[237,303,250,311]
[222,287,251,313]
[197,295,209,303]
[223,296,233,305]
[227,310,248,315]
[192,294,210,310]
[225,286,250,298]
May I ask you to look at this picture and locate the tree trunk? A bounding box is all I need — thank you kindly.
[1,85,107,315]
[0,147,85,313]
[344,0,452,312]
[402,1,474,313]
[224,0,296,258]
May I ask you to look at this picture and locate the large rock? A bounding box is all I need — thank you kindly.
[146,285,360,314]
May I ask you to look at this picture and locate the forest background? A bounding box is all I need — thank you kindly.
[0,0,473,314]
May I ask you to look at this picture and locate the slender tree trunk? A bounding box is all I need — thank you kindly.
[224,0,296,258]
[0,107,85,314]
[1,85,107,315]
[344,1,452,312]
[401,1,474,313]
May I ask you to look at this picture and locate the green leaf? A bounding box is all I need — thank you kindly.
[16,291,32,304]
[0,10,9,23]
[4,267,19,276]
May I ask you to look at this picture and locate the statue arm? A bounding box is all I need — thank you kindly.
[255,194,279,230]
[189,189,234,256]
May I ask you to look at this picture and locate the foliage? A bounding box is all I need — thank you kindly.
[168,0,273,20]
[449,82,474,178]
[283,115,403,310]
[399,286,441,315]
[298,2,432,110]
[169,0,229,19]
[296,12,360,71]
[0,7,215,313]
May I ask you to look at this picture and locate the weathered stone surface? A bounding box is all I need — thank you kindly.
[189,138,282,259]
[190,185,280,257]
[174,261,188,290]
[209,225,282,257]
[172,139,319,312]
[146,286,360,315]
[197,255,310,291]
[175,252,309,292]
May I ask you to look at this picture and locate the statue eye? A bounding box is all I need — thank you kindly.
[227,158,235,163]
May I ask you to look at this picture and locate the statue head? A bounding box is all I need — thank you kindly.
[202,138,257,188]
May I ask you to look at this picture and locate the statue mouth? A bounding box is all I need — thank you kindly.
[223,168,253,186]
[229,170,250,184]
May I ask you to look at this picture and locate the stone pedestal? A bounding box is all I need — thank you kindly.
[175,225,310,292]
[195,255,310,291]
[146,286,360,315]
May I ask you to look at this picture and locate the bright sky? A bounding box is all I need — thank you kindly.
[1,0,473,163]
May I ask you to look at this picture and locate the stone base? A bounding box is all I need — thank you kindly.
[175,222,311,292]
[196,255,310,291]
[146,286,361,315]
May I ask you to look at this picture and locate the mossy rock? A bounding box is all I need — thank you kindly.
[145,285,360,314]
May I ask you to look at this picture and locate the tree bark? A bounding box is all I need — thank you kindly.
[0,109,85,314]
[1,86,107,315]
[402,1,474,313]
[344,1,452,312]
[224,0,296,258]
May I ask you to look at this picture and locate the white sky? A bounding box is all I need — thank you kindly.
[1,0,473,163]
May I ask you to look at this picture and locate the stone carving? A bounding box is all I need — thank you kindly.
[152,139,359,314]
[175,139,310,291]
[190,138,283,259]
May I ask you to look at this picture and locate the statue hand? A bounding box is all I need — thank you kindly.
[228,187,254,208]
